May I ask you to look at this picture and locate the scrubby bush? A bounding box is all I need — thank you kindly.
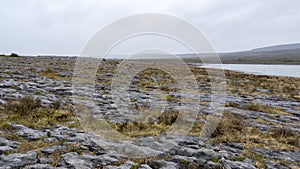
[1,97,78,130]
[10,53,19,57]
[211,112,245,139]
[271,127,300,148]
[43,67,54,73]
[157,110,179,125]
[6,97,41,116]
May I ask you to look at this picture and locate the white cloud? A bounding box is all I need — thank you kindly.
[0,0,299,55]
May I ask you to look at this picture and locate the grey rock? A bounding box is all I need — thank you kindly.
[41,146,66,155]
[9,123,46,141]
[61,152,95,169]
[58,72,67,77]
[4,93,23,99]
[0,151,37,168]
[39,157,54,164]
[103,161,137,169]
[170,155,198,164]
[112,142,164,157]
[44,137,58,143]
[218,150,234,159]
[256,88,269,93]
[253,148,300,162]
[0,146,13,154]
[0,137,21,148]
[51,126,80,137]
[176,147,219,161]
[81,154,119,166]
[0,99,6,105]
[40,99,53,107]
[24,164,55,169]
[177,138,204,149]
[148,160,179,169]
[170,155,203,168]
[221,143,244,153]
[205,161,222,169]
[0,79,18,88]
[264,159,289,169]
[138,164,152,169]
[221,158,256,169]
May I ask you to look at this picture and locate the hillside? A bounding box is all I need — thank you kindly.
[183,43,300,64]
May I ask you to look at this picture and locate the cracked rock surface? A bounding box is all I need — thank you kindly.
[0,56,299,168]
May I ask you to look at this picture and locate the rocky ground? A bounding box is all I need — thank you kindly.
[0,55,299,169]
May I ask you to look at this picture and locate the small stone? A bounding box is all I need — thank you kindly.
[0,137,21,148]
[139,164,152,169]
[41,146,66,155]
[9,123,46,141]
[0,146,13,154]
[44,137,58,143]
[24,164,55,169]
[253,148,300,162]
[148,160,179,169]
[39,157,54,164]
[61,152,95,169]
[103,161,137,169]
[221,158,256,169]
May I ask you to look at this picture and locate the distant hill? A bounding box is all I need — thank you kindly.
[182,43,300,64]
[252,43,300,52]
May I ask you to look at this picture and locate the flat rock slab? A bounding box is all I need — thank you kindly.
[9,123,46,141]
[253,148,300,162]
[0,137,20,148]
[221,158,256,169]
[0,151,37,168]
[0,146,13,155]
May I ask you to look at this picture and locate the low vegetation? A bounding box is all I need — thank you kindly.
[0,94,298,168]
[0,97,84,166]
[0,97,80,131]
[0,58,299,168]
[10,53,19,57]
[243,103,291,116]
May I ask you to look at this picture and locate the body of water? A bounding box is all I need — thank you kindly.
[200,64,300,78]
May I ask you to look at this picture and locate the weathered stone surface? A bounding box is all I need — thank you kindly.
[9,123,46,141]
[170,155,204,168]
[138,164,152,169]
[0,146,13,154]
[39,157,54,164]
[103,161,137,169]
[112,142,165,157]
[61,152,95,169]
[24,164,55,169]
[0,151,37,168]
[41,146,66,155]
[264,159,290,169]
[175,147,219,161]
[148,160,179,169]
[221,158,256,169]
[253,148,300,162]
[0,137,20,148]
[0,56,299,168]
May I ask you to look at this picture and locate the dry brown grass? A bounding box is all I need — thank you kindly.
[243,103,291,116]
[40,67,71,81]
[0,97,80,131]
[6,97,41,116]
[202,111,300,168]
[0,97,85,167]
[209,112,247,143]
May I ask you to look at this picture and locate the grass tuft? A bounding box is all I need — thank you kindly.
[243,103,290,116]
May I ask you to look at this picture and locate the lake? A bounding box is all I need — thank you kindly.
[200,64,300,78]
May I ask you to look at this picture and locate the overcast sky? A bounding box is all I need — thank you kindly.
[0,0,299,55]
